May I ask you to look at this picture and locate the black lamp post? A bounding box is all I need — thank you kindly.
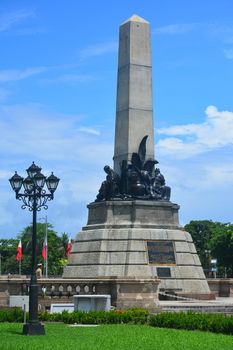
[9,162,59,336]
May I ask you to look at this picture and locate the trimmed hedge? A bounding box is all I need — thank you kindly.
[39,308,149,324]
[0,308,149,325]
[149,311,233,335]
[0,307,24,323]
[1,308,233,335]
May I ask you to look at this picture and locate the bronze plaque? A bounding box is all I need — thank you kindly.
[147,241,176,265]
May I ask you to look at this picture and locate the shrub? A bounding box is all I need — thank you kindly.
[149,311,233,335]
[0,307,148,324]
[59,308,149,325]
[0,308,24,323]
[1,307,232,335]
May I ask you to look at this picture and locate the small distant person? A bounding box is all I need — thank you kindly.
[36,263,43,279]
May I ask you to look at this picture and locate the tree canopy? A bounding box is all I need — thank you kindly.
[185,220,233,277]
[0,223,71,276]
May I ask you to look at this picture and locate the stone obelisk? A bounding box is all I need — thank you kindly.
[114,15,154,174]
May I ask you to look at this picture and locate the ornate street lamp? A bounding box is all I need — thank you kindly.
[9,162,59,336]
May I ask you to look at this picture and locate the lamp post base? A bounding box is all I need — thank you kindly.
[23,322,45,336]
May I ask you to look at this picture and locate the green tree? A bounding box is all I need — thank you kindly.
[20,223,69,276]
[184,220,215,267]
[185,220,233,277]
[0,239,19,274]
[0,224,71,276]
[210,223,233,277]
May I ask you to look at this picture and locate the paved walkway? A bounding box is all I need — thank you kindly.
[159,297,233,306]
[158,297,233,313]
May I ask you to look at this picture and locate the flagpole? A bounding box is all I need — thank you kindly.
[19,257,21,276]
[40,216,48,278]
[45,215,48,278]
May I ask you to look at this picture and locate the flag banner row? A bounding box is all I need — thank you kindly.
[15,239,72,260]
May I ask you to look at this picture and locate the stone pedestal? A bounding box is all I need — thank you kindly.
[63,200,213,300]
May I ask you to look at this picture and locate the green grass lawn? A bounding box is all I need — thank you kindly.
[0,323,232,350]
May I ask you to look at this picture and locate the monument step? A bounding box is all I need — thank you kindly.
[160,303,233,314]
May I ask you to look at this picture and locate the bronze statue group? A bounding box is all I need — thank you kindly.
[96,136,171,202]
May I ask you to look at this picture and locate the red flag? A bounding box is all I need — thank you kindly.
[42,237,47,261]
[16,240,22,261]
[66,238,71,257]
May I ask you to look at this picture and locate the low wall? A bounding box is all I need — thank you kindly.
[0,275,160,312]
[0,276,232,311]
[208,278,233,297]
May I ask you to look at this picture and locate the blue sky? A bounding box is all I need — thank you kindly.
[1,0,233,239]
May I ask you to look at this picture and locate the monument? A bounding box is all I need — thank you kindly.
[63,15,213,306]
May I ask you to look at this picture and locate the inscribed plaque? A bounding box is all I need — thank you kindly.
[157,267,171,278]
[147,241,176,265]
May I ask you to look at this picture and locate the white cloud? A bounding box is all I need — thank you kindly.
[154,21,233,38]
[157,105,233,158]
[155,23,195,35]
[157,137,203,158]
[154,21,233,60]
[155,105,233,225]
[78,127,100,135]
[0,206,14,226]
[202,164,233,188]
[0,67,47,82]
[156,153,233,226]
[41,74,94,84]
[0,170,12,179]
[12,27,45,36]
[0,9,35,32]
[223,48,233,59]
[0,104,113,165]
[80,41,117,59]
[0,103,113,238]
[0,87,10,101]
[53,74,93,82]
